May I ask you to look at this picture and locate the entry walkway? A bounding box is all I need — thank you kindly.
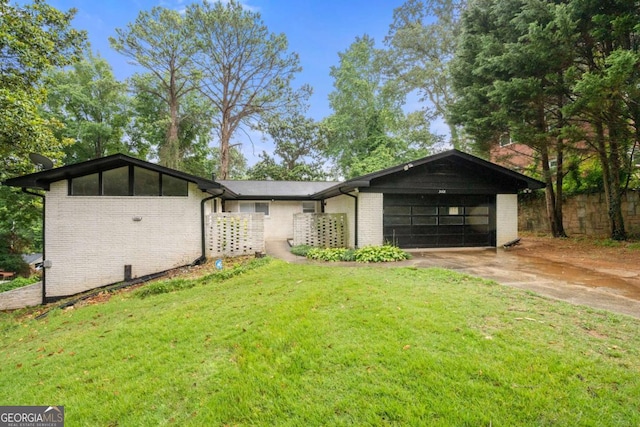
[265,240,640,319]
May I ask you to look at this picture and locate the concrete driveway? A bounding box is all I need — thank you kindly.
[265,241,640,319]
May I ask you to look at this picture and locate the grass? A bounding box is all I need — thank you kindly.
[1,259,640,426]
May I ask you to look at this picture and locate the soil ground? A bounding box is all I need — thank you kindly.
[509,235,640,300]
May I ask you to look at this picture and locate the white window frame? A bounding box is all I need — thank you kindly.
[302,201,316,213]
[499,133,512,147]
[239,201,270,216]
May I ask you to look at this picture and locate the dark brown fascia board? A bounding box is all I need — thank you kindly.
[2,153,230,195]
[311,149,544,199]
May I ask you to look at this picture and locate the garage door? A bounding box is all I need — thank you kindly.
[383,194,495,248]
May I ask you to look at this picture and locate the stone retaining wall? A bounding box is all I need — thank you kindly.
[519,191,640,236]
[0,282,42,311]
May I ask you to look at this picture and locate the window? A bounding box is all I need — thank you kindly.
[69,166,189,197]
[240,202,270,216]
[499,133,512,147]
[134,167,160,196]
[71,173,99,196]
[162,174,188,196]
[103,167,129,196]
[302,201,316,213]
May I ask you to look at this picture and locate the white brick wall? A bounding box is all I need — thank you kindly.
[45,181,206,298]
[324,194,355,248]
[496,194,518,246]
[358,193,383,247]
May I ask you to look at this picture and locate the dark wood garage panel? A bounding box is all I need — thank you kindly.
[383,194,496,248]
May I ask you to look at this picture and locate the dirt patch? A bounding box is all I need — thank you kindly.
[508,235,640,300]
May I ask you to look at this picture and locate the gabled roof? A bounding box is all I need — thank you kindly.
[219,180,338,200]
[312,149,545,199]
[2,154,227,195]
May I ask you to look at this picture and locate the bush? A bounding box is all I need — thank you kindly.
[0,275,41,293]
[307,248,352,262]
[304,245,409,263]
[0,254,30,277]
[354,245,410,263]
[290,245,313,257]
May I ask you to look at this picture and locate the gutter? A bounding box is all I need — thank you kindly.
[339,187,358,248]
[195,190,224,265]
[21,188,46,304]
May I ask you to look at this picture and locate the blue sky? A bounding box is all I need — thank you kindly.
[47,0,411,163]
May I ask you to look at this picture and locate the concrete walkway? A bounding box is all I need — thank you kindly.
[265,240,640,319]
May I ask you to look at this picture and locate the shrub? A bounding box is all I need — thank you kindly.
[290,245,313,257]
[0,275,41,293]
[0,254,30,277]
[354,245,410,263]
[305,246,408,263]
[307,248,349,262]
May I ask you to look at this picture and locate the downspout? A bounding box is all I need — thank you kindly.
[22,188,46,304]
[195,191,223,265]
[339,188,358,248]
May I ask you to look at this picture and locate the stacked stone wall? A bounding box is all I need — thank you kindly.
[519,191,640,236]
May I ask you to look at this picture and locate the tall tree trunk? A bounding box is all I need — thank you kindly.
[554,136,567,237]
[540,144,563,237]
[595,120,626,240]
[606,118,626,240]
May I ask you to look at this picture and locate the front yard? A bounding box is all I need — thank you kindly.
[1,258,639,425]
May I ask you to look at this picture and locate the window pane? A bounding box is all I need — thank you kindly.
[134,167,160,196]
[466,206,489,216]
[255,202,269,215]
[466,216,489,225]
[413,206,437,215]
[384,206,411,215]
[239,203,254,213]
[71,174,99,196]
[440,216,464,225]
[384,216,411,226]
[413,216,438,225]
[103,167,130,196]
[162,174,188,196]
[302,201,316,213]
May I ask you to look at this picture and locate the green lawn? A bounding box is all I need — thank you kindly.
[1,259,639,426]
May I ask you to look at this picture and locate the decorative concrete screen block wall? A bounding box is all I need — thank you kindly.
[496,194,518,246]
[324,194,355,247]
[207,213,265,257]
[293,213,347,248]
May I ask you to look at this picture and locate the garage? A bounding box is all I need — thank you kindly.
[314,149,545,249]
[383,193,495,248]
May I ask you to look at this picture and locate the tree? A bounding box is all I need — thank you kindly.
[247,112,327,181]
[1,0,86,177]
[325,35,434,179]
[187,0,311,179]
[45,51,132,163]
[0,0,86,256]
[383,0,466,147]
[110,6,200,169]
[450,0,578,237]
[127,73,221,176]
[562,0,640,240]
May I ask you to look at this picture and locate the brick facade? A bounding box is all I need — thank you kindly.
[496,194,519,245]
[358,193,384,247]
[45,181,206,298]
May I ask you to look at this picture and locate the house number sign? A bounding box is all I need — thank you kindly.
[438,189,447,194]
